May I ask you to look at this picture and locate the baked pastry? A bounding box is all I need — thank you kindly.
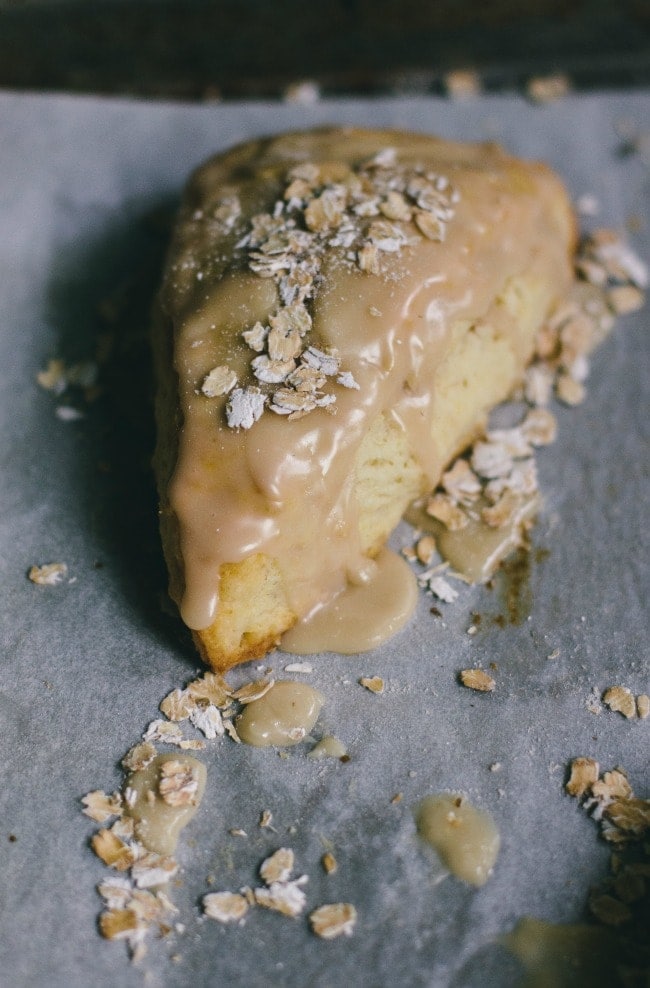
[152,127,576,671]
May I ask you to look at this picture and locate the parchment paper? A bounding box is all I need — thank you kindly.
[0,90,648,988]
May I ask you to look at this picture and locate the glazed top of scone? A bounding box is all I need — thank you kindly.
[158,127,575,631]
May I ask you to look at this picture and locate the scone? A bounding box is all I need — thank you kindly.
[152,127,576,671]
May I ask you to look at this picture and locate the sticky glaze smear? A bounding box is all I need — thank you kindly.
[415,792,500,887]
[282,548,418,654]
[235,680,324,746]
[125,753,207,856]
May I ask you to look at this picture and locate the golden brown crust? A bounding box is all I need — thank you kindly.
[191,555,297,672]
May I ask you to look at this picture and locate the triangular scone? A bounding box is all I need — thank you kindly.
[152,128,576,671]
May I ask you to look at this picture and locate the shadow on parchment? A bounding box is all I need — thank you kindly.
[45,195,199,670]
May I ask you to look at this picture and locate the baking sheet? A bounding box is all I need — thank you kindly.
[0,90,648,988]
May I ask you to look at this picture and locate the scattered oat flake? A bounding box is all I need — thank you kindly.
[459,669,495,693]
[441,458,481,502]
[592,769,633,804]
[413,209,444,241]
[189,703,224,739]
[270,388,319,417]
[223,719,242,744]
[608,284,645,315]
[122,742,157,772]
[143,720,185,746]
[604,798,650,837]
[231,678,275,704]
[471,441,513,479]
[201,365,237,397]
[368,147,397,168]
[179,738,206,751]
[368,218,408,251]
[358,242,380,274]
[242,321,268,352]
[213,194,241,230]
[158,760,200,807]
[187,671,233,708]
[252,354,297,384]
[524,362,554,406]
[99,908,140,941]
[415,534,436,565]
[337,370,360,390]
[110,816,135,841]
[304,190,345,232]
[565,757,599,798]
[636,694,649,719]
[260,847,294,885]
[481,490,520,529]
[422,573,459,603]
[309,902,357,939]
[96,879,176,951]
[576,256,608,287]
[160,689,193,722]
[131,853,178,889]
[226,387,266,429]
[521,407,557,446]
[254,878,308,917]
[97,876,133,910]
[588,229,648,288]
[380,190,412,221]
[321,852,338,875]
[259,810,274,829]
[603,686,637,720]
[359,676,384,694]
[271,303,311,338]
[81,790,123,823]
[485,458,538,501]
[28,562,68,585]
[486,428,531,462]
[287,363,325,393]
[555,372,586,406]
[302,346,340,376]
[91,828,137,871]
[239,885,257,907]
[149,888,178,919]
[203,891,249,923]
[284,662,313,673]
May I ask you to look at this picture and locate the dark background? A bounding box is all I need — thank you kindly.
[0,0,648,100]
